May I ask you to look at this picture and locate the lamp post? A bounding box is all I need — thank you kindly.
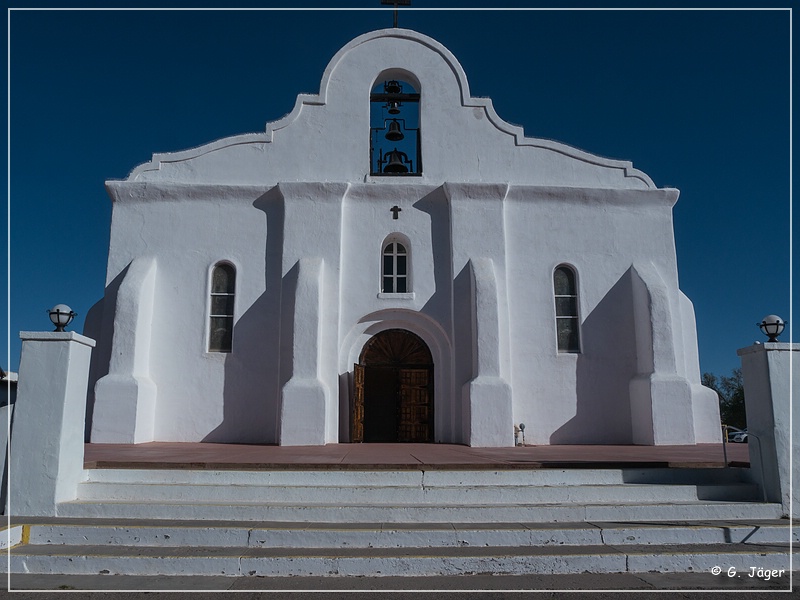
[48,304,76,332]
[758,314,786,342]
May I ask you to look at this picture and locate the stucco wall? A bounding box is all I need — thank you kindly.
[505,187,680,444]
[87,28,716,446]
[93,186,277,443]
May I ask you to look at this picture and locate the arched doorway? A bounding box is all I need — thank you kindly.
[352,329,434,443]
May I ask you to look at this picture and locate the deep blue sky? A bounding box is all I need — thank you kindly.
[5,4,794,379]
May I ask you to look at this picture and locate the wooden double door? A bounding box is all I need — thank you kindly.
[352,329,434,443]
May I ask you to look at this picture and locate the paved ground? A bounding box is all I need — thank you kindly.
[3,572,796,598]
[83,442,750,470]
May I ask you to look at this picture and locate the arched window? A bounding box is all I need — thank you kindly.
[209,263,235,352]
[382,239,409,293]
[370,77,421,175]
[554,265,580,353]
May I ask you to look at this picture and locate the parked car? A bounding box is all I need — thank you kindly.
[731,430,748,443]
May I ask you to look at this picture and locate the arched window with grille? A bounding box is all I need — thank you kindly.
[554,265,580,353]
[381,237,410,293]
[208,262,236,352]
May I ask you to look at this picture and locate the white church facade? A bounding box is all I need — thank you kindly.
[84,28,721,448]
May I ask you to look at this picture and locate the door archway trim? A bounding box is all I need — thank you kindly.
[340,310,452,443]
[354,328,434,443]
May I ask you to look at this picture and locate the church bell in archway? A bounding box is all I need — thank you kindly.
[383,150,410,173]
[370,79,421,176]
[385,120,405,141]
[384,80,402,94]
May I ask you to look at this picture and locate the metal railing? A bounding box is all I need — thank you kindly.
[721,424,768,502]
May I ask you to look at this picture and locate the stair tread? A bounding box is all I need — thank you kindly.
[61,498,771,508]
[15,517,792,527]
[12,542,795,558]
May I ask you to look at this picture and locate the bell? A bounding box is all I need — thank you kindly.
[383,150,409,173]
[387,101,401,115]
[385,120,404,141]
[385,80,402,94]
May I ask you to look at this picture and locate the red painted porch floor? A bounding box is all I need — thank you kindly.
[83,442,751,470]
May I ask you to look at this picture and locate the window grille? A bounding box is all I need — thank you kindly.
[382,241,409,293]
[209,263,235,352]
[554,265,580,353]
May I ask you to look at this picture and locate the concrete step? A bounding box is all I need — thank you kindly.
[81,467,751,487]
[55,498,785,523]
[9,541,794,577]
[12,519,797,550]
[9,463,789,578]
[5,464,765,530]
[73,481,760,504]
[56,466,777,523]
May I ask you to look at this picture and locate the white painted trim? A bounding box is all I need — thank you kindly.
[18,331,96,347]
[377,292,415,300]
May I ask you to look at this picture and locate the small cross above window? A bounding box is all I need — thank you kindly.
[390,206,402,219]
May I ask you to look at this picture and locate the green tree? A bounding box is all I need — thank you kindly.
[702,368,746,430]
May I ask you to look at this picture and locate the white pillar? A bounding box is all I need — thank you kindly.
[628,263,717,445]
[738,342,798,517]
[279,257,330,445]
[277,183,347,445]
[445,183,513,447]
[10,332,95,517]
[92,256,158,443]
[462,258,513,447]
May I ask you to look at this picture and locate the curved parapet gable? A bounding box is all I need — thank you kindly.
[127,94,325,181]
[125,28,655,189]
[128,133,269,181]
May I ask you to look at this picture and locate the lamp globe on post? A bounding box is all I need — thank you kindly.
[758,314,786,343]
[48,304,76,332]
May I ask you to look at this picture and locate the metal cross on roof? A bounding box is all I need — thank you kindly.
[381,0,411,28]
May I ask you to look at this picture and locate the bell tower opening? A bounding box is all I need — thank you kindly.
[369,77,421,176]
[352,329,433,443]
